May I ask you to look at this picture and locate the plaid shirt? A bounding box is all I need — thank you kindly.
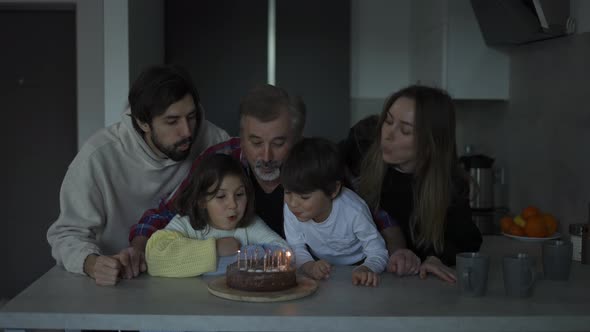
[128,137,248,242]
[373,208,398,231]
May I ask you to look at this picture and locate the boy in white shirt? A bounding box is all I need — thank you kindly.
[282,137,388,287]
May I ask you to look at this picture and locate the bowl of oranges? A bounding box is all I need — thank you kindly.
[500,206,561,242]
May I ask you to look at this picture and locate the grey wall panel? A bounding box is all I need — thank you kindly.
[276,0,351,142]
[165,0,268,136]
[0,9,77,299]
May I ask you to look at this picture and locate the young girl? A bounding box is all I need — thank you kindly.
[282,137,388,287]
[145,153,288,277]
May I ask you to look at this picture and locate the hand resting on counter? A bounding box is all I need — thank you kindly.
[83,246,146,286]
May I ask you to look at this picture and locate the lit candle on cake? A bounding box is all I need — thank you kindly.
[254,248,258,265]
[237,250,241,270]
[263,253,267,271]
[286,251,291,267]
[245,248,249,269]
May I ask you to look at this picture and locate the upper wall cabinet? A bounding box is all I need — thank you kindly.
[410,0,510,100]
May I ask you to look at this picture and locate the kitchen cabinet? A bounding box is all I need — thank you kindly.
[410,0,510,100]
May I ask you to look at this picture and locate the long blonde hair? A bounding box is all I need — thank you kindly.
[359,85,461,254]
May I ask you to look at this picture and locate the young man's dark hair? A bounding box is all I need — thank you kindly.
[128,64,201,133]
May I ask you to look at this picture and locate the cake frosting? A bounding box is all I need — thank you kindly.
[226,262,297,292]
[225,245,296,292]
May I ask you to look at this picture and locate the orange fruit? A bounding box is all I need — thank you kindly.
[500,216,514,233]
[521,206,540,220]
[524,215,548,238]
[542,213,558,235]
[507,224,525,236]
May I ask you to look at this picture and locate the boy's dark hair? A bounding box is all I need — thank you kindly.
[281,137,344,196]
[175,154,255,231]
[128,64,201,134]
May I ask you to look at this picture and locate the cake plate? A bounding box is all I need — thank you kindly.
[207,275,318,302]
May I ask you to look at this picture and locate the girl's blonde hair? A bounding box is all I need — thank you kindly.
[359,85,465,254]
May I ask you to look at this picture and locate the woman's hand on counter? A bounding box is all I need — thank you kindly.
[419,256,457,283]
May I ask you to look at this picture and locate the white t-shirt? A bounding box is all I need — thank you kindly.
[284,187,388,273]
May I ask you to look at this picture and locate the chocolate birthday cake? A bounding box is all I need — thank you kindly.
[226,261,297,292]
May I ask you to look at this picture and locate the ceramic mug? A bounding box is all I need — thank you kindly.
[542,240,573,280]
[456,252,490,297]
[503,253,536,298]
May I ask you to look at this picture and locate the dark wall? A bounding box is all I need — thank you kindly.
[165,0,350,140]
[166,0,268,136]
[0,9,77,299]
[276,0,350,141]
[128,0,165,83]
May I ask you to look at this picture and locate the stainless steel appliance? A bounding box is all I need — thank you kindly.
[460,152,496,234]
[460,153,495,210]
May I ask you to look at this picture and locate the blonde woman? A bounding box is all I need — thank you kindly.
[351,85,482,283]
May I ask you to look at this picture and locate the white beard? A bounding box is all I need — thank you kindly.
[254,166,281,182]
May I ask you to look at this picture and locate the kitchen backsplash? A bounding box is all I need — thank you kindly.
[456,32,590,234]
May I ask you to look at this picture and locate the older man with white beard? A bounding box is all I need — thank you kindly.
[129,84,306,254]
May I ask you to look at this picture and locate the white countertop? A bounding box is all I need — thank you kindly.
[2,235,590,332]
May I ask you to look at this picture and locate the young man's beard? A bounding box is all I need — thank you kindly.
[151,133,194,161]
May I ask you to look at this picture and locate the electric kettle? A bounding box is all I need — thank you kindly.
[459,153,495,210]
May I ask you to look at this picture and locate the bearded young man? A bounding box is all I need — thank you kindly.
[130,85,306,266]
[46,65,229,286]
